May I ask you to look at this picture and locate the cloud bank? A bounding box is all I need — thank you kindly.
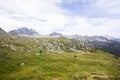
[0,0,120,37]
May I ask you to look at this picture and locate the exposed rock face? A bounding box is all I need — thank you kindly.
[9,27,39,36]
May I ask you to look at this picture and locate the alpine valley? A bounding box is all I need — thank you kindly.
[0,27,120,80]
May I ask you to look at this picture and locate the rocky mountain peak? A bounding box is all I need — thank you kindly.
[9,27,39,36]
[49,32,63,37]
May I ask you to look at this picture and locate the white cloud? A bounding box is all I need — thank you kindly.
[0,0,66,32]
[61,16,120,37]
[94,0,120,15]
[0,0,120,37]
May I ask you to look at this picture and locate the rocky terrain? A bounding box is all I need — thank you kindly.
[1,27,120,57]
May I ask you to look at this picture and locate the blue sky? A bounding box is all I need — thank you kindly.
[57,0,108,18]
[0,0,120,37]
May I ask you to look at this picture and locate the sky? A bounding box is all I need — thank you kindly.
[0,0,120,37]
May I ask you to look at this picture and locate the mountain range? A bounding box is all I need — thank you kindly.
[1,27,120,57]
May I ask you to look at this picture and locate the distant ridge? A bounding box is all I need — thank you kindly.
[49,32,63,37]
[66,35,120,57]
[113,38,120,42]
[7,27,120,56]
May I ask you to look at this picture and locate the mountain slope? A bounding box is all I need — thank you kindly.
[68,35,120,57]
[0,27,7,35]
[87,39,120,57]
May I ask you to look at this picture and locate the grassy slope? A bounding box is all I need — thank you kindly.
[0,35,120,80]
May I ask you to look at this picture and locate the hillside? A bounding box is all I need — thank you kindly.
[0,35,120,80]
[68,35,120,57]
[0,35,92,54]
[0,27,7,35]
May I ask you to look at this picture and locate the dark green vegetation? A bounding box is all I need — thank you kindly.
[87,39,120,57]
[0,35,120,80]
[71,35,120,57]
